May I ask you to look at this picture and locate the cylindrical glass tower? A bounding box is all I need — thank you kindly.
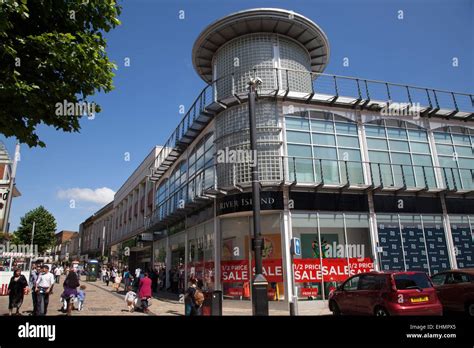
[192,8,330,188]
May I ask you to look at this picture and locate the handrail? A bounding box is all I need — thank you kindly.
[149,67,474,184]
[148,154,474,226]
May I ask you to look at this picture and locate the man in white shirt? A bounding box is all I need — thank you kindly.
[54,266,61,284]
[35,265,55,316]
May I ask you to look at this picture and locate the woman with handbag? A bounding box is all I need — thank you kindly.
[61,270,80,315]
[7,268,29,316]
[138,272,152,313]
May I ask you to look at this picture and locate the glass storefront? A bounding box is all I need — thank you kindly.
[291,212,373,300]
[220,213,284,301]
[377,214,451,275]
[169,232,185,293]
[187,220,215,291]
[154,238,167,269]
[449,215,474,268]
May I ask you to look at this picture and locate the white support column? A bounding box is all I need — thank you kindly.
[213,199,221,291]
[184,222,189,287]
[367,191,381,271]
[281,186,293,304]
[426,127,444,189]
[165,236,171,290]
[357,112,372,186]
[440,194,458,270]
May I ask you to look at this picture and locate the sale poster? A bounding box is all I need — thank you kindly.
[221,258,373,283]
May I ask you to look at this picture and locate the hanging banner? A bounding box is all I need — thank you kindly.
[221,260,249,282]
[221,259,283,283]
[294,258,374,282]
[251,259,283,283]
[221,258,373,283]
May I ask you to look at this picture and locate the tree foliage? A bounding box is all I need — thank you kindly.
[13,205,57,253]
[0,231,10,243]
[0,0,121,147]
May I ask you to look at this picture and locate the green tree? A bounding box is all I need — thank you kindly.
[0,0,121,147]
[0,231,10,243]
[13,206,56,253]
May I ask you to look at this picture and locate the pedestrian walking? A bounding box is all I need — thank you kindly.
[110,268,117,285]
[105,269,110,286]
[54,266,61,284]
[61,269,80,316]
[124,286,137,312]
[185,277,204,316]
[7,268,28,316]
[113,272,122,292]
[35,265,55,316]
[77,285,86,311]
[123,268,132,292]
[159,267,166,290]
[29,264,39,316]
[138,272,152,314]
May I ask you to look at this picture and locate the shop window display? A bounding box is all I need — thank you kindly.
[377,214,451,275]
[220,214,284,301]
[449,215,474,268]
[291,212,373,300]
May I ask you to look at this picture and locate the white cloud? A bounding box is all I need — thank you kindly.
[57,187,115,205]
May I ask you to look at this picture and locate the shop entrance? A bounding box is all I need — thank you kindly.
[292,212,374,300]
[170,247,185,293]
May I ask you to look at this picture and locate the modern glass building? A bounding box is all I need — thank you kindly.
[144,8,474,303]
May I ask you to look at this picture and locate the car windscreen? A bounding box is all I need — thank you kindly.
[394,273,432,290]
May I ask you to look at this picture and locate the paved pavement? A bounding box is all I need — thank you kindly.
[0,275,330,316]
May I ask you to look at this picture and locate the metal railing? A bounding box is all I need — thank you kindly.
[147,154,474,226]
[150,67,474,184]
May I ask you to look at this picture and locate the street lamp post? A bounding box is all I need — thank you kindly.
[3,142,20,233]
[248,77,269,316]
[27,221,36,273]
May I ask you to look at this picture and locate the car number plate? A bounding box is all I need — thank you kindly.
[410,296,429,303]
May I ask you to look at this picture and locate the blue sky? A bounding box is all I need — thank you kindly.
[1,0,472,233]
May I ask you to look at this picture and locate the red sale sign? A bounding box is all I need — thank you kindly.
[294,258,374,282]
[251,259,283,283]
[227,287,244,296]
[221,258,373,283]
[301,288,318,297]
[221,260,249,282]
[221,259,284,283]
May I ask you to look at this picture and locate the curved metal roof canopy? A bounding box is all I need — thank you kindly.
[192,8,330,83]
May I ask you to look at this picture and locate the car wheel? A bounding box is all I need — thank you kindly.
[374,307,389,316]
[466,303,474,317]
[330,301,341,316]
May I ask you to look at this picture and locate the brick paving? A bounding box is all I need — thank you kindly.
[0,275,330,316]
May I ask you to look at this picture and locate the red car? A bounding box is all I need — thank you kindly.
[431,269,474,316]
[328,271,443,316]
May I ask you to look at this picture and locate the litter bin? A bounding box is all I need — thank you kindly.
[201,291,213,316]
[86,259,99,281]
[201,290,223,316]
[211,290,222,316]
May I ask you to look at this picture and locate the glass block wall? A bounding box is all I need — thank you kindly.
[215,101,282,188]
[213,33,313,99]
